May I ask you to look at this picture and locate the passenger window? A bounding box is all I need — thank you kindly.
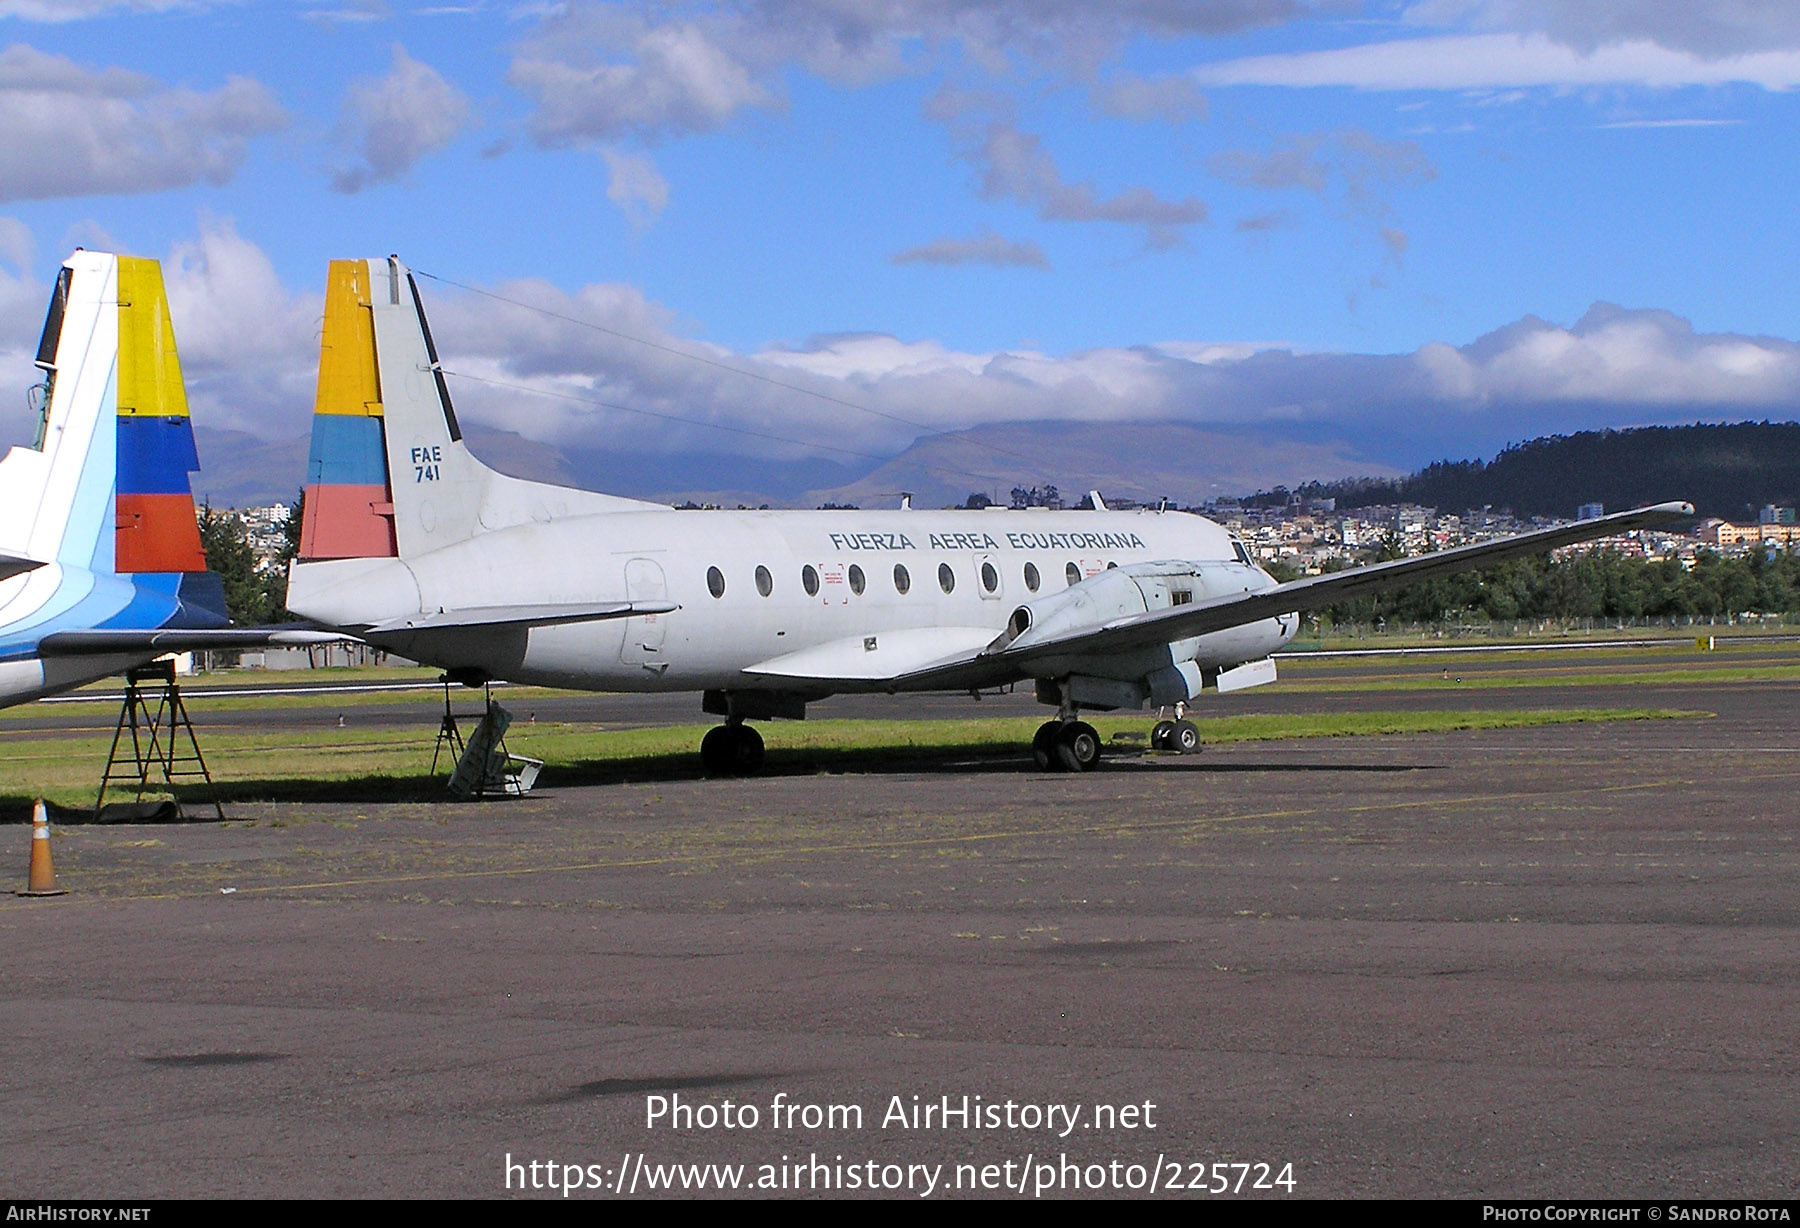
[894,563,911,594]
[848,564,865,595]
[1065,562,1080,587]
[1023,562,1039,592]
[980,561,998,593]
[938,563,955,594]
[706,566,725,599]
[802,565,819,597]
[755,565,772,597]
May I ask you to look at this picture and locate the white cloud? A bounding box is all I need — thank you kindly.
[1089,71,1209,122]
[1194,31,1800,91]
[1428,303,1800,406]
[1210,127,1433,261]
[331,45,470,193]
[1596,116,1743,127]
[0,1,247,18]
[304,0,387,25]
[158,217,321,434]
[511,15,775,145]
[0,217,47,447]
[1404,1,1800,59]
[0,216,41,330]
[890,229,1048,269]
[11,221,1787,479]
[600,147,669,226]
[0,216,34,271]
[1234,209,1294,232]
[414,270,1800,472]
[965,120,1207,247]
[0,44,286,202]
[507,0,1318,146]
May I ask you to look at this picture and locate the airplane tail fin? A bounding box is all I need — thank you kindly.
[0,250,223,621]
[299,255,489,561]
[297,255,664,567]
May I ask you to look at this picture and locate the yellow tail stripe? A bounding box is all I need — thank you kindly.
[115,256,189,419]
[315,259,383,418]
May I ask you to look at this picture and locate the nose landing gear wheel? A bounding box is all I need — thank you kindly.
[1055,720,1102,772]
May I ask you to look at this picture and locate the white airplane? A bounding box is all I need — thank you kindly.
[0,250,328,708]
[285,257,1693,774]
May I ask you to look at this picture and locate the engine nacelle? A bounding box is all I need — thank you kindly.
[993,560,1278,653]
[996,561,1290,712]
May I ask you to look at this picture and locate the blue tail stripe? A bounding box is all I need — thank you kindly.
[118,415,202,495]
[58,369,118,573]
[95,573,182,631]
[307,414,388,487]
[0,568,117,647]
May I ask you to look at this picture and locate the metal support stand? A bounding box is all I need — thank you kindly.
[430,675,469,777]
[96,660,224,821]
[432,677,542,798]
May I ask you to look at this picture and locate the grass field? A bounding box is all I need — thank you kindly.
[10,629,1788,814]
[0,706,1700,813]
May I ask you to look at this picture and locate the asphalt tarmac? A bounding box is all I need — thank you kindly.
[3,647,1798,1199]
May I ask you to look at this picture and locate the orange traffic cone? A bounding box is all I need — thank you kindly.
[17,799,67,897]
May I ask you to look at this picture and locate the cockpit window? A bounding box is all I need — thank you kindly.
[1231,539,1252,566]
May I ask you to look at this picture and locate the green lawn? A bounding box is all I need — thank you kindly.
[1,706,1700,812]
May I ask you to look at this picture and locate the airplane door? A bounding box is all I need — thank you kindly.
[621,557,668,666]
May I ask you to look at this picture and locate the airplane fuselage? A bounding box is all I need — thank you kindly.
[289,506,1297,698]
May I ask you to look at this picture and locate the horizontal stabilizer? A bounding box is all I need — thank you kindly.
[0,553,45,583]
[37,627,351,656]
[363,601,678,635]
[744,626,1000,683]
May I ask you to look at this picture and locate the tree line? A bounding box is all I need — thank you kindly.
[196,499,299,626]
[1271,547,1800,626]
[1245,421,1800,522]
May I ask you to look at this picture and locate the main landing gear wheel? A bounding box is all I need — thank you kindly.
[1170,719,1201,754]
[700,722,765,777]
[1055,720,1102,773]
[1150,719,1176,750]
[1032,719,1103,772]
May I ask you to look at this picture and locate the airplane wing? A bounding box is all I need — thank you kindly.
[744,501,1695,691]
[36,627,352,656]
[744,626,1002,684]
[361,600,679,635]
[0,553,45,583]
[993,500,1695,667]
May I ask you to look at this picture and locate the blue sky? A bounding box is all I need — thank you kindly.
[2,1,1799,492]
